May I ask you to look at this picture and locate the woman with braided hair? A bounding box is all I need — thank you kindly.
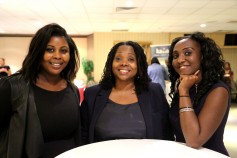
[81,41,174,145]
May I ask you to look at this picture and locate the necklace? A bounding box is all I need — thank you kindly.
[195,84,198,93]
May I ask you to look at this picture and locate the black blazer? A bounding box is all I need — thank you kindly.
[81,82,174,145]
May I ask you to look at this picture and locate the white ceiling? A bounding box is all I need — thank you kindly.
[0,0,237,36]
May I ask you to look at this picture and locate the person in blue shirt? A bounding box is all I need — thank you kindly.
[148,57,168,94]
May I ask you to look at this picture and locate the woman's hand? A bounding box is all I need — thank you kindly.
[178,70,200,95]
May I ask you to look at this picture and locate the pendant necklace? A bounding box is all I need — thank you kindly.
[195,84,198,93]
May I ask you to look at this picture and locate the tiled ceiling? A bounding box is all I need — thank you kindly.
[0,0,237,36]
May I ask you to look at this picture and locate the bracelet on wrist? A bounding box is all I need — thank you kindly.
[179,107,194,113]
[179,106,193,110]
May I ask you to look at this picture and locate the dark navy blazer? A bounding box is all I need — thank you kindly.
[81,82,174,145]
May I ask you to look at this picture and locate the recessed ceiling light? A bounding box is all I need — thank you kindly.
[200,24,207,28]
[0,0,5,3]
[118,21,127,27]
[0,29,5,33]
[125,0,134,7]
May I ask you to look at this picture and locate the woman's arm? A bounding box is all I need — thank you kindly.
[179,86,228,148]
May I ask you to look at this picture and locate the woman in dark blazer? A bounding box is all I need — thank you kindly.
[81,41,174,144]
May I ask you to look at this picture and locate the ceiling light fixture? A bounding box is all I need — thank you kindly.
[0,29,5,33]
[0,0,5,3]
[125,0,134,7]
[200,23,207,28]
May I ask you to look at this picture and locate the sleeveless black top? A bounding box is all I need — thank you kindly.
[169,80,230,156]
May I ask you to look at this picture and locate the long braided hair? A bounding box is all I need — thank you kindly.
[99,41,150,94]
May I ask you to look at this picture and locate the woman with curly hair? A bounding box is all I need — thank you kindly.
[168,32,230,156]
[81,41,174,144]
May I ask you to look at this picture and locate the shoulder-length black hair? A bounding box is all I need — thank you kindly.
[18,23,80,82]
[151,57,160,64]
[99,41,150,94]
[168,32,226,106]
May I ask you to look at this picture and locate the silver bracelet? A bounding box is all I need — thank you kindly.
[179,107,194,113]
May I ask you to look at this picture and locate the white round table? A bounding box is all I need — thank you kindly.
[55,139,230,158]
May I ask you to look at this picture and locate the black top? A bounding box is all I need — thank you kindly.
[1,80,80,157]
[81,83,174,145]
[0,78,12,130]
[33,84,79,158]
[169,80,230,156]
[95,99,146,142]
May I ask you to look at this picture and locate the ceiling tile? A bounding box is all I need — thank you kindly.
[0,0,237,35]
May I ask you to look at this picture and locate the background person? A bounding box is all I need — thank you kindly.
[168,32,230,156]
[81,41,174,145]
[224,61,237,92]
[224,61,234,80]
[0,23,81,158]
[0,57,11,78]
[148,57,169,94]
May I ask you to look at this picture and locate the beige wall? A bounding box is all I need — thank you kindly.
[1,32,237,84]
[0,37,31,73]
[91,32,237,82]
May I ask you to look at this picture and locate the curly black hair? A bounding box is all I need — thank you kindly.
[99,41,150,94]
[18,23,80,82]
[168,32,226,107]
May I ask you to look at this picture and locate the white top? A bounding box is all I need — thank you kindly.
[55,139,230,158]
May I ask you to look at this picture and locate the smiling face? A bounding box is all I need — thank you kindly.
[40,36,70,77]
[172,38,201,76]
[112,45,138,83]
